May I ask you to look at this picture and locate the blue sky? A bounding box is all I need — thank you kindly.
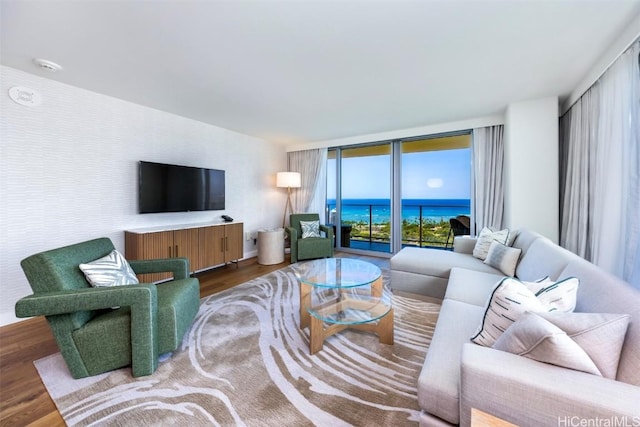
[327,148,471,199]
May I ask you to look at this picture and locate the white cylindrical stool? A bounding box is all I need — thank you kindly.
[257,228,285,265]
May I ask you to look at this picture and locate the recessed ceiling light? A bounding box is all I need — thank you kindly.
[33,58,62,72]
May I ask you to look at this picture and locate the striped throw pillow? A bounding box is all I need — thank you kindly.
[473,227,510,260]
[79,250,140,288]
[300,220,321,238]
[471,276,579,347]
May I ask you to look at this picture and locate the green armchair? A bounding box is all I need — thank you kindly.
[15,238,200,379]
[286,213,334,263]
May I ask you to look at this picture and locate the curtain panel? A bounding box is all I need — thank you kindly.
[287,148,328,220]
[559,39,640,288]
[472,125,505,232]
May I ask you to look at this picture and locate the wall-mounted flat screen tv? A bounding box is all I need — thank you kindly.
[138,161,225,213]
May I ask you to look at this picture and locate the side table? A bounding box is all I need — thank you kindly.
[257,228,285,265]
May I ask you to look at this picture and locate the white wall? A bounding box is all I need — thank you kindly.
[504,97,559,242]
[286,114,505,151]
[0,66,286,326]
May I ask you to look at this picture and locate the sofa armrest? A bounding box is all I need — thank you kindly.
[128,257,190,279]
[460,343,640,426]
[453,236,477,254]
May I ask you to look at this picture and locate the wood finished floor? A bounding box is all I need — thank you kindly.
[0,252,389,426]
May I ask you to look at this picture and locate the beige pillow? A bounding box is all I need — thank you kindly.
[483,241,522,276]
[493,312,602,376]
[537,312,630,379]
[471,277,579,347]
[473,227,510,260]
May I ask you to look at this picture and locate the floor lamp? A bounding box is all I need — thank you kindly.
[276,171,301,228]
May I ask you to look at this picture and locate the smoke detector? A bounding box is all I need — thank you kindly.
[33,58,62,72]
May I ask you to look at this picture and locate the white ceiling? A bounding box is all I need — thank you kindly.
[2,1,639,145]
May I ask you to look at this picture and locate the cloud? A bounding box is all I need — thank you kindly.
[427,178,443,188]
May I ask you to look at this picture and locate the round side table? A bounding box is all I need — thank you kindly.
[257,228,285,265]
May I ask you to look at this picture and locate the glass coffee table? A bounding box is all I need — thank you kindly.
[292,258,394,354]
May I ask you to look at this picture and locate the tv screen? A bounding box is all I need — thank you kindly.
[138,161,225,213]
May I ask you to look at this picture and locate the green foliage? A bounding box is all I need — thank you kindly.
[344,218,452,247]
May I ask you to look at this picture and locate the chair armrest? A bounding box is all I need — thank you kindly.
[453,236,477,254]
[15,284,157,317]
[319,224,334,240]
[286,227,299,263]
[15,285,159,377]
[285,227,298,240]
[128,257,190,279]
[460,343,640,426]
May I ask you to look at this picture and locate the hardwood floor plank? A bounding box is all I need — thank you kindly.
[0,253,389,425]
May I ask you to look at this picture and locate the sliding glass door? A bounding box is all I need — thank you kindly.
[400,135,471,248]
[327,132,471,255]
[327,144,392,253]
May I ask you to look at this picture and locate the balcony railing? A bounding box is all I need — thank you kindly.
[327,202,469,251]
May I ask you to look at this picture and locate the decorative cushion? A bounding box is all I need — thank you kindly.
[300,220,321,238]
[471,277,579,347]
[79,250,139,287]
[483,241,522,276]
[492,312,602,376]
[537,312,631,379]
[472,227,510,260]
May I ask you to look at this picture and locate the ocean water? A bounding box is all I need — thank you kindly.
[326,199,470,224]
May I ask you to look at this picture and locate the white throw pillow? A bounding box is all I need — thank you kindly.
[471,276,579,347]
[300,220,321,238]
[79,250,139,287]
[493,312,602,376]
[536,312,630,379]
[483,241,522,276]
[473,227,510,260]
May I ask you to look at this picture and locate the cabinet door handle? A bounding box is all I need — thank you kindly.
[168,246,172,257]
[175,245,178,257]
[221,237,225,252]
[225,236,229,251]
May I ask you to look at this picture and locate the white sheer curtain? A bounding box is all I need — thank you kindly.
[472,125,505,232]
[287,148,328,220]
[560,39,640,288]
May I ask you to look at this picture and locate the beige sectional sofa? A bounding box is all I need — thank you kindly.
[390,229,640,426]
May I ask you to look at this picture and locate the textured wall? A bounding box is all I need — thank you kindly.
[0,66,286,326]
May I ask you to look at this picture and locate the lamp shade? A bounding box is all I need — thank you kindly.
[276,172,301,188]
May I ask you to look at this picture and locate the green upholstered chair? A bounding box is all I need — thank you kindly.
[15,238,200,379]
[287,213,334,263]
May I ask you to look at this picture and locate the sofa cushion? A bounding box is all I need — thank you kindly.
[300,220,320,238]
[471,277,579,347]
[484,242,522,276]
[515,237,581,281]
[418,299,485,425]
[445,268,504,306]
[390,247,502,280]
[560,259,640,386]
[493,312,602,376]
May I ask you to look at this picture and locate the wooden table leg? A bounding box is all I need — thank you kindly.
[371,276,383,297]
[309,315,324,354]
[300,282,311,329]
[377,308,394,345]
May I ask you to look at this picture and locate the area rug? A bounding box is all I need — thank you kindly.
[35,266,440,426]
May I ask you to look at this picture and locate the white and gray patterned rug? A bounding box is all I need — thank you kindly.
[35,266,440,426]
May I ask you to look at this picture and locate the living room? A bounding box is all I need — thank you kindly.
[1,1,640,426]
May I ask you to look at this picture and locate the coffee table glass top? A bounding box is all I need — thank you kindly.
[293,258,392,325]
[292,258,382,288]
